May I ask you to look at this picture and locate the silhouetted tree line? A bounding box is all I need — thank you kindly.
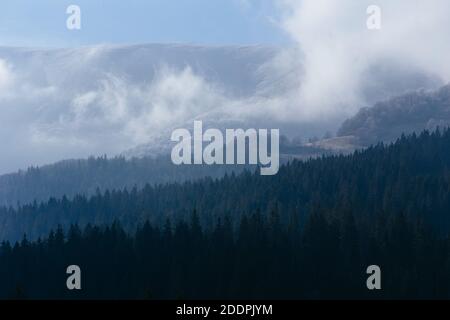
[0,208,448,299]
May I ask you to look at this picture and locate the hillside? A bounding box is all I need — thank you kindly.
[0,155,247,208]
[0,137,332,208]
[338,85,450,146]
[1,129,450,242]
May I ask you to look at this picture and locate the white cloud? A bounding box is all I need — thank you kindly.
[58,66,228,147]
[274,0,450,118]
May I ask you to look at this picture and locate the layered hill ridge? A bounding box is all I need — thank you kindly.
[1,128,450,242]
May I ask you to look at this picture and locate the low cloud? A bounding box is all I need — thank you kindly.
[62,66,228,146]
[0,57,237,173]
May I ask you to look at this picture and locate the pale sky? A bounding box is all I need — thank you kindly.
[0,0,289,47]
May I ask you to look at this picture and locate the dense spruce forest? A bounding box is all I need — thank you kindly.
[1,129,450,298]
[0,210,448,299]
[1,129,450,242]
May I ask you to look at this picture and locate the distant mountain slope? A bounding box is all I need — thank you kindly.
[0,44,283,174]
[0,138,322,208]
[0,44,442,173]
[338,85,450,146]
[0,44,278,99]
[0,156,247,208]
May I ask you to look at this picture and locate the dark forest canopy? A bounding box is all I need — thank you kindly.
[1,210,448,299]
[1,128,450,242]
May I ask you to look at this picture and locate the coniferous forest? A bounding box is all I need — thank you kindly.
[1,129,450,299]
[1,210,448,300]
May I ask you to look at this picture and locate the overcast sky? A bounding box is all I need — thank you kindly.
[1,1,450,174]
